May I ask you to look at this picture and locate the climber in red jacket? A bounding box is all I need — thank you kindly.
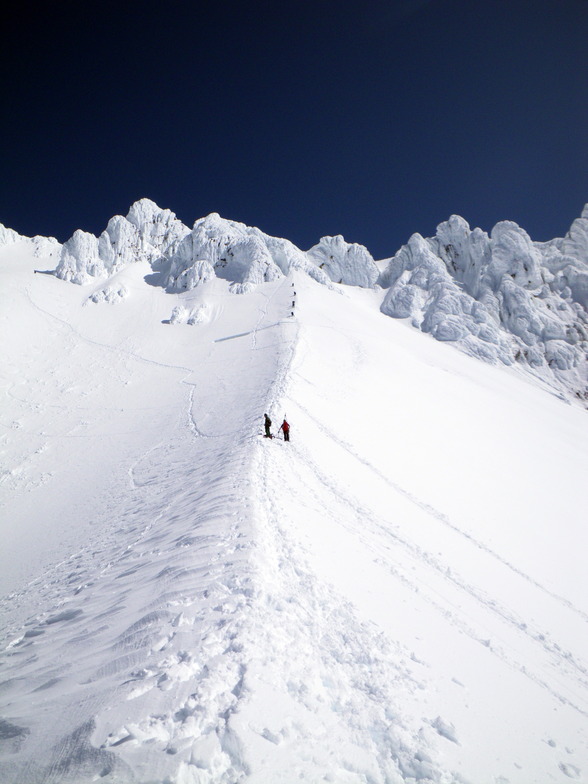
[280,418,290,442]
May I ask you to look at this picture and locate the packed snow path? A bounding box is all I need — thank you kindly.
[1,243,587,783]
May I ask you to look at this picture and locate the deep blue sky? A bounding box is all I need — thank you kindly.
[3,0,588,258]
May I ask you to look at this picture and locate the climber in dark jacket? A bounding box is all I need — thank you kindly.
[264,414,272,438]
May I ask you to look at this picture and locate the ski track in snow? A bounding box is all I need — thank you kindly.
[278,308,588,722]
[313,415,588,627]
[23,284,195,376]
[294,433,588,717]
[293,399,588,681]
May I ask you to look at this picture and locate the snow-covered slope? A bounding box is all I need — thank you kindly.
[1,220,587,783]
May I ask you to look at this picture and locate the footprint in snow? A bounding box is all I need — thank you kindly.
[559,762,581,779]
[0,719,29,752]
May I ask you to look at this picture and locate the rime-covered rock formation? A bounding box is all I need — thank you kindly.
[165,212,331,294]
[8,197,587,402]
[55,198,189,284]
[53,205,334,293]
[0,223,60,260]
[380,213,588,399]
[307,235,379,287]
[0,224,23,246]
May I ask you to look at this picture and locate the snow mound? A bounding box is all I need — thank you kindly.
[169,302,209,325]
[380,213,588,400]
[165,212,332,294]
[87,284,129,304]
[54,198,189,284]
[307,234,379,287]
[167,258,216,293]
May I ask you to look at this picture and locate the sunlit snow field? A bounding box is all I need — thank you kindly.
[1,238,587,783]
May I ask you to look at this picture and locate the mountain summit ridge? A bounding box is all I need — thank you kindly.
[1,198,587,402]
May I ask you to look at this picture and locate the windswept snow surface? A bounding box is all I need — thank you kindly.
[1,237,587,783]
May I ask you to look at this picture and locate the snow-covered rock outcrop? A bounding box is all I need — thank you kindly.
[0,224,23,247]
[55,198,189,284]
[307,235,379,287]
[0,225,60,260]
[165,212,331,294]
[380,212,588,399]
[54,204,333,294]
